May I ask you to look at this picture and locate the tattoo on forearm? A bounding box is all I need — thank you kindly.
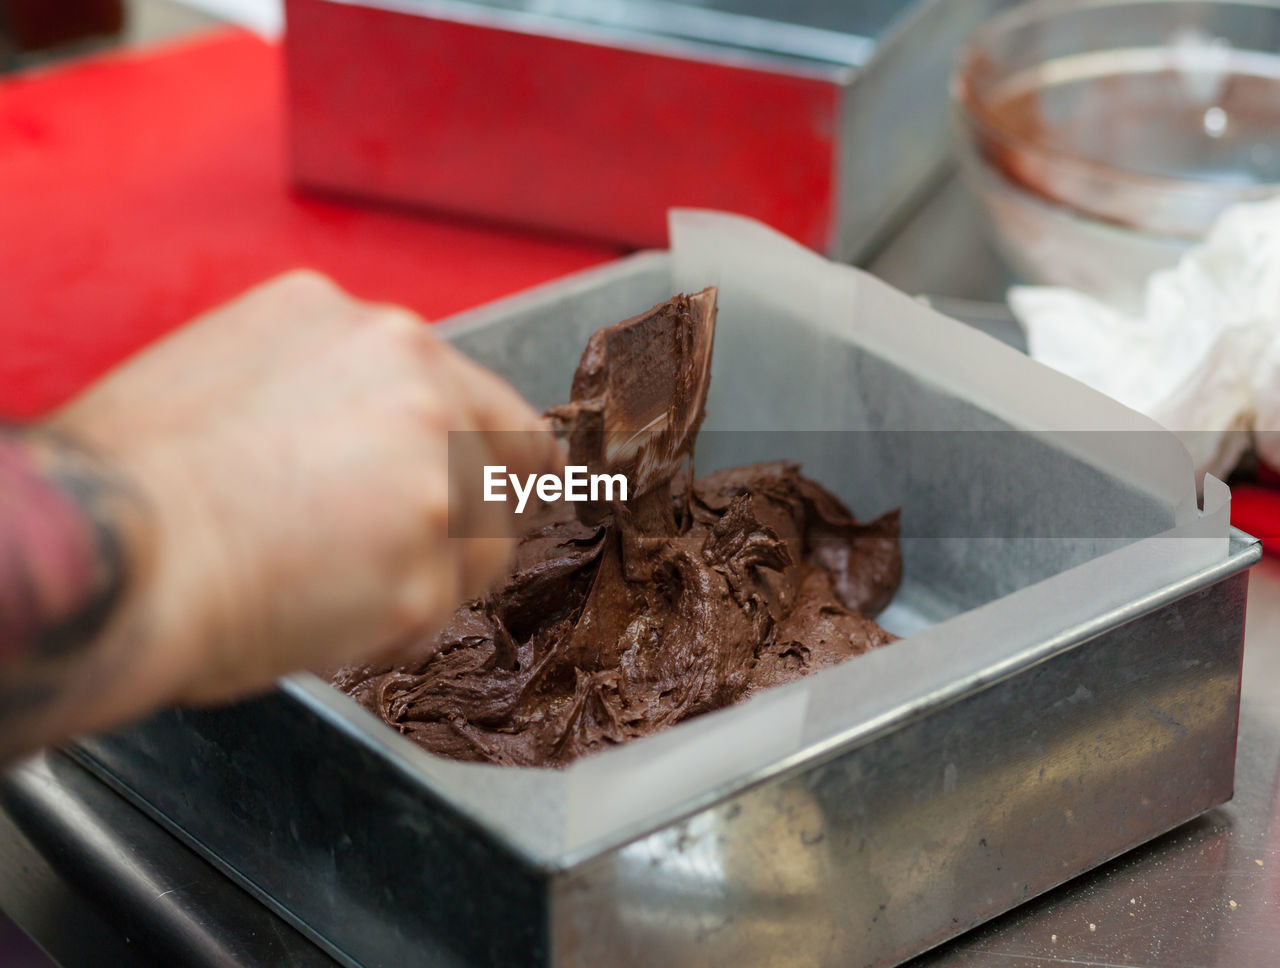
[0,428,147,740]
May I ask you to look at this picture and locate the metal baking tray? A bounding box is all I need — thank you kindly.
[284,0,1014,259]
[73,213,1260,968]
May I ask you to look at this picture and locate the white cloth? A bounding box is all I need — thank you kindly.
[1010,195,1280,479]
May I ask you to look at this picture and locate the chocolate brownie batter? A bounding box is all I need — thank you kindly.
[333,291,902,767]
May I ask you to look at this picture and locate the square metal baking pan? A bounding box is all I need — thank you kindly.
[73,214,1260,968]
[284,0,1013,259]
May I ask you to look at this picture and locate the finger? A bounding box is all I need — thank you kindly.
[454,535,516,602]
[445,350,543,430]
[363,627,437,668]
[444,422,520,541]
[191,269,364,352]
[444,355,562,481]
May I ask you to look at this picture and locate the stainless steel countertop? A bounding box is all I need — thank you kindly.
[2,147,1278,968]
[0,749,333,968]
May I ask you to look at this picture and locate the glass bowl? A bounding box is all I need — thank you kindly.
[953,0,1280,305]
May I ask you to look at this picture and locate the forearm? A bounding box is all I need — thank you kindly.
[0,273,553,761]
[0,426,176,762]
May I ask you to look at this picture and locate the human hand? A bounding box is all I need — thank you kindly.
[49,271,554,710]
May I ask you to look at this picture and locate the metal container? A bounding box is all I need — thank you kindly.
[951,0,1280,307]
[283,0,1013,260]
[73,214,1260,968]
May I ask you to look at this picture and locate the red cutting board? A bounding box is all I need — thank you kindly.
[0,28,617,421]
